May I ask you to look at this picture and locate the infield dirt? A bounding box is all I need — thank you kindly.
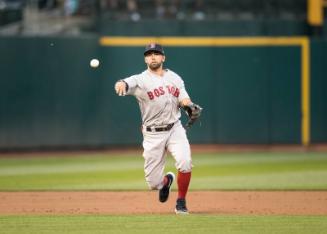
[1,191,327,215]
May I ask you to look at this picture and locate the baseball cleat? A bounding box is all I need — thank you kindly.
[175,198,189,215]
[159,172,175,203]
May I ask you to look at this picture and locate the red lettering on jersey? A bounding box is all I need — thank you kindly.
[154,89,160,97]
[170,87,175,94]
[173,88,180,97]
[159,86,165,95]
[148,86,176,100]
[166,85,171,94]
[147,91,154,100]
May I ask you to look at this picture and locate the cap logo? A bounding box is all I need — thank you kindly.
[150,43,156,48]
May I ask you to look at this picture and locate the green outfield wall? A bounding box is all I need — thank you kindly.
[0,36,326,150]
[311,39,327,143]
[96,19,308,37]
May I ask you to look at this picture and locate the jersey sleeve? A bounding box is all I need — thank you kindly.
[178,78,190,102]
[123,75,140,95]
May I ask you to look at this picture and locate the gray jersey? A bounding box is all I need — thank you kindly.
[123,69,190,127]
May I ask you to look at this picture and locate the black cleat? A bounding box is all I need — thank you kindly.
[159,172,175,203]
[175,198,189,214]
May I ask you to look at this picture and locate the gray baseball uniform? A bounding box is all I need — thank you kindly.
[122,69,192,190]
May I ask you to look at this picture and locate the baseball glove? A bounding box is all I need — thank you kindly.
[182,103,203,129]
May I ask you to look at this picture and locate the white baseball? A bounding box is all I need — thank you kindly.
[90,59,99,68]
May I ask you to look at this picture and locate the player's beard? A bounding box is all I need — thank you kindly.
[149,62,162,71]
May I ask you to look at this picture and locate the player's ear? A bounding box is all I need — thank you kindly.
[162,55,166,62]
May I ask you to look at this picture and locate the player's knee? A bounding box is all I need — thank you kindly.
[176,158,192,173]
[145,175,162,190]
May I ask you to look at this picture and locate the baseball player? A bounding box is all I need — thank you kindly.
[114,43,202,214]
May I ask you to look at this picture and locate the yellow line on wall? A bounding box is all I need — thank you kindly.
[99,36,307,46]
[300,38,311,146]
[100,36,310,146]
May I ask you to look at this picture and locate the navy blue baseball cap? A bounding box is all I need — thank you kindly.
[144,43,165,56]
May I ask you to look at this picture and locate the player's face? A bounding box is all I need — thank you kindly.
[144,52,165,71]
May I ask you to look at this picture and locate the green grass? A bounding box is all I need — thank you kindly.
[0,152,327,190]
[0,152,327,234]
[0,215,326,234]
